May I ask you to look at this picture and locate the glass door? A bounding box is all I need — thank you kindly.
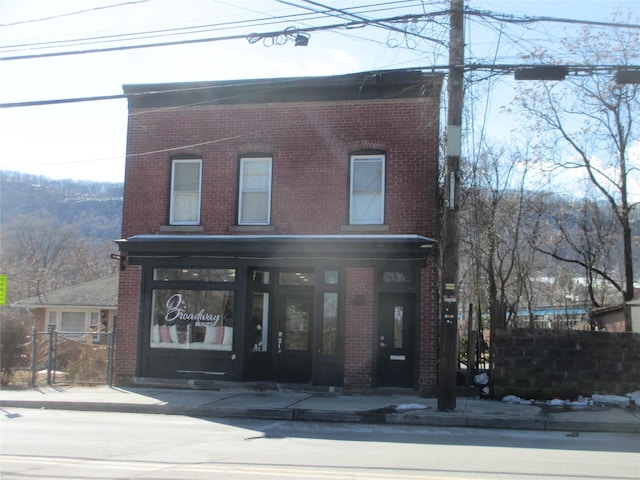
[275,293,313,383]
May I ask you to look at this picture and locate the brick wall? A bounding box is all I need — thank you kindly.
[344,267,375,392]
[494,328,640,399]
[113,266,141,380]
[418,262,440,395]
[122,98,440,238]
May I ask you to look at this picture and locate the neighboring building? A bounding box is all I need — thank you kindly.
[628,298,640,332]
[13,275,118,335]
[513,306,588,329]
[591,300,640,332]
[114,70,443,393]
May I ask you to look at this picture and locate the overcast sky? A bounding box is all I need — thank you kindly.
[0,0,636,183]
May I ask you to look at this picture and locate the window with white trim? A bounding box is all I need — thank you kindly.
[238,157,272,225]
[170,158,202,225]
[350,154,385,224]
[48,311,57,329]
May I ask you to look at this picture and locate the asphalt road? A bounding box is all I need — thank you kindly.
[2,408,639,479]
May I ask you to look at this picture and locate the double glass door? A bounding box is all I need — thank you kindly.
[249,269,341,385]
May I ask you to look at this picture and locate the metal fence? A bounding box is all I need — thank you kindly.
[24,328,115,387]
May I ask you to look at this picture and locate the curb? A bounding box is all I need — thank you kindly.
[2,400,638,434]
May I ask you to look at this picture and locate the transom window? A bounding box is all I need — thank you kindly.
[170,158,202,225]
[154,268,236,282]
[350,154,385,224]
[238,157,272,225]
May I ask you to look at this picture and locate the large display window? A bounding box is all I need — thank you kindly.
[150,289,235,350]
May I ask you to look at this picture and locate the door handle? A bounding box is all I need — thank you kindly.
[278,336,282,353]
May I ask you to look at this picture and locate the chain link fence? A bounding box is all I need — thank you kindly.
[9,328,115,388]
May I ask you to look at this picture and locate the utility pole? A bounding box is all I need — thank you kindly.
[438,0,464,412]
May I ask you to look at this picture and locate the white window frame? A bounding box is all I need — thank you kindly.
[47,311,57,329]
[238,157,272,225]
[170,158,202,225]
[349,154,385,225]
[46,309,100,332]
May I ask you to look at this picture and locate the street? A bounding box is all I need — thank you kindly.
[1,408,639,479]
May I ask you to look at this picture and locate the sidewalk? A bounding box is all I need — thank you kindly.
[1,385,639,434]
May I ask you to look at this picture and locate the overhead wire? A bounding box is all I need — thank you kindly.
[464,8,640,30]
[0,7,329,52]
[0,0,150,27]
[0,11,451,62]
[0,0,438,53]
[3,2,639,172]
[278,0,447,46]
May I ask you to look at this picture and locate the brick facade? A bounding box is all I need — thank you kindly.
[344,267,376,392]
[418,263,440,395]
[116,71,443,392]
[122,98,440,238]
[113,266,141,379]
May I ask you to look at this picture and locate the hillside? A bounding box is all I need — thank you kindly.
[0,171,123,242]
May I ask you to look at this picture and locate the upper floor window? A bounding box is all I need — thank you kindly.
[239,157,272,225]
[170,158,202,225]
[350,154,385,224]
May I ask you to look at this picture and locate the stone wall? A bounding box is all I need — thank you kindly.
[493,328,640,399]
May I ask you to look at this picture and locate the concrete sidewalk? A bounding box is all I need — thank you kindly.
[1,385,639,434]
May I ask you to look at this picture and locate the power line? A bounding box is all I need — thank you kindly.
[3,63,638,109]
[0,0,150,27]
[0,6,326,52]
[278,0,447,45]
[1,7,634,68]
[0,1,435,53]
[0,12,448,62]
[1,95,126,108]
[465,8,640,30]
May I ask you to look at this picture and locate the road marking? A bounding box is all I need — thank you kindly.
[0,455,467,479]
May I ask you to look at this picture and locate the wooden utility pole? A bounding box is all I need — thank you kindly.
[438,0,464,412]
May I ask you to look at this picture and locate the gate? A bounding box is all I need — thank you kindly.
[29,327,115,387]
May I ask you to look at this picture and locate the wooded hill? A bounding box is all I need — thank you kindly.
[0,171,123,242]
[0,171,124,302]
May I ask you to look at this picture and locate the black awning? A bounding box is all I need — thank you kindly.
[115,234,436,261]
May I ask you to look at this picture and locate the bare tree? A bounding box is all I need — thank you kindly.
[515,14,639,301]
[0,213,118,303]
[2,213,78,299]
[460,142,547,332]
[536,196,622,307]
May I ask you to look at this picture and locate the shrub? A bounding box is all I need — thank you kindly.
[0,317,30,386]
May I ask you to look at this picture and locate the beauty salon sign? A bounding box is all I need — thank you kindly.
[164,293,223,327]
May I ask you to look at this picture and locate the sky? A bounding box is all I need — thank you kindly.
[0,0,637,185]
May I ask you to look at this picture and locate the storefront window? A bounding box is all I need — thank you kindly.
[150,289,235,350]
[322,292,338,355]
[251,292,269,352]
[154,268,236,282]
[279,272,315,285]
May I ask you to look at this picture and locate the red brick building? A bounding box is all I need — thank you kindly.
[114,70,443,394]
